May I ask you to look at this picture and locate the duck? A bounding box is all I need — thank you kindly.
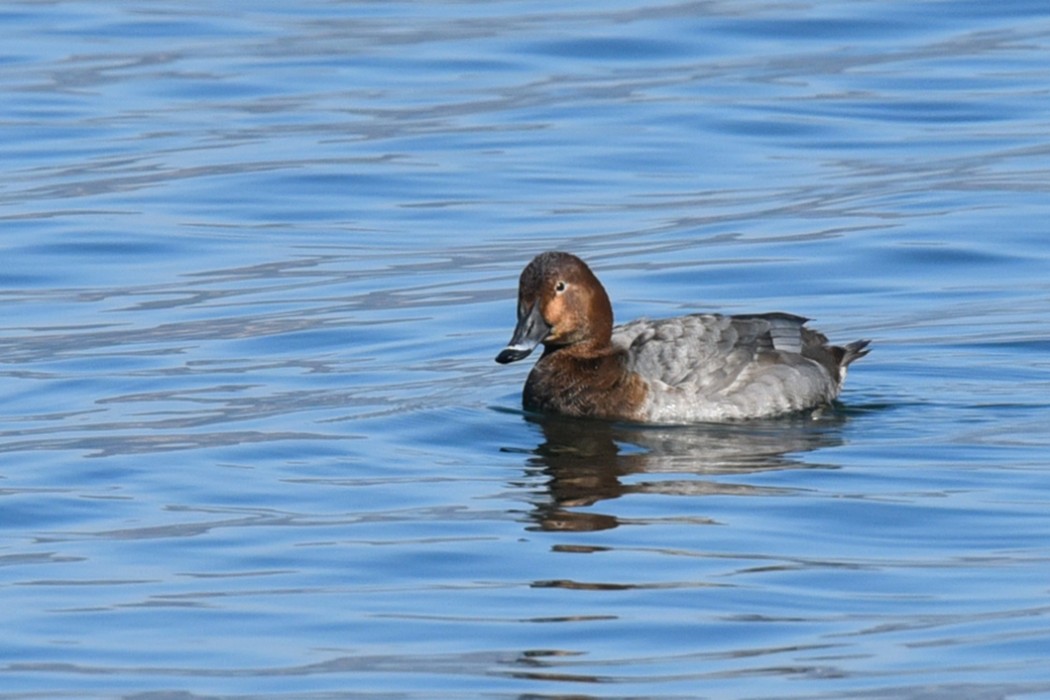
[495,251,870,423]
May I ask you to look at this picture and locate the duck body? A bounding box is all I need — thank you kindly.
[496,251,870,424]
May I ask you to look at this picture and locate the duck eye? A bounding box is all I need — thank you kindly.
[554,281,567,294]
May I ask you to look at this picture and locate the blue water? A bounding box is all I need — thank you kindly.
[3,1,1050,698]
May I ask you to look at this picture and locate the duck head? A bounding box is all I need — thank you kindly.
[496,251,614,364]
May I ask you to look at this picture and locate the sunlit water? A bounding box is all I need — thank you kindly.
[3,1,1050,698]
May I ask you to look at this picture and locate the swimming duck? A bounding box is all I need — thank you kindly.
[496,251,870,423]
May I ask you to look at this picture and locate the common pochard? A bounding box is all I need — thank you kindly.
[496,251,870,423]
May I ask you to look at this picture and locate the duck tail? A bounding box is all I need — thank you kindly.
[833,339,871,384]
[840,339,872,368]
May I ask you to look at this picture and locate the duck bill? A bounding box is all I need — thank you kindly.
[495,302,550,364]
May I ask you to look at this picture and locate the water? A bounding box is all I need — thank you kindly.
[2,1,1050,698]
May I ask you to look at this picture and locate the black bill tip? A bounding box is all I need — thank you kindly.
[495,346,534,364]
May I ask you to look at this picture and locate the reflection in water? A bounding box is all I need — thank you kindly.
[517,411,849,532]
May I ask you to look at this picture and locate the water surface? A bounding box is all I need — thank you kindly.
[3,1,1050,698]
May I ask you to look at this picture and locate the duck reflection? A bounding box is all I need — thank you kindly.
[516,411,850,532]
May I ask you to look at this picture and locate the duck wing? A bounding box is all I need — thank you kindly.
[616,312,868,398]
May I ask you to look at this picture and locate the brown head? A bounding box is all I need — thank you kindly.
[495,251,614,364]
